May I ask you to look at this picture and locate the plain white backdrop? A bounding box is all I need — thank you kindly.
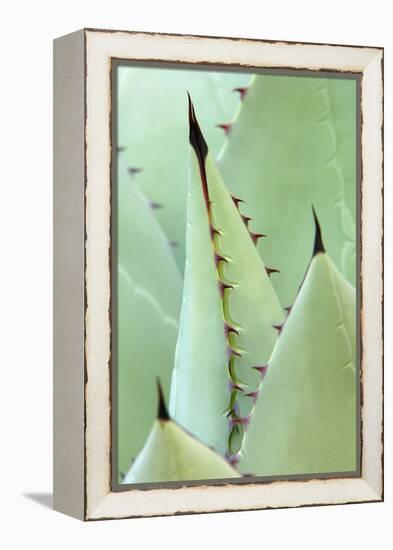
[0,1,391,548]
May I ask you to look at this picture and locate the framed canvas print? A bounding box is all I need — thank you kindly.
[53,28,384,521]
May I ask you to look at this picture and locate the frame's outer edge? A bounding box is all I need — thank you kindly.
[53,29,86,520]
[81,29,383,520]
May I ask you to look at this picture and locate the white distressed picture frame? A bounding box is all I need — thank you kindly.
[53,28,383,521]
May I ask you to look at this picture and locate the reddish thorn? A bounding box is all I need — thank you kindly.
[218,281,234,296]
[233,87,248,100]
[227,347,242,359]
[229,455,240,466]
[231,415,250,427]
[284,305,292,316]
[251,233,266,245]
[224,322,239,337]
[150,201,163,209]
[273,324,284,335]
[229,382,243,392]
[242,215,252,227]
[128,167,143,176]
[216,123,232,135]
[209,224,221,240]
[253,365,268,378]
[266,267,280,276]
[231,195,244,208]
[245,390,260,403]
[214,252,228,266]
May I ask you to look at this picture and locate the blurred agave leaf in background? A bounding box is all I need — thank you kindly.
[117,159,182,475]
[118,65,252,272]
[218,74,357,306]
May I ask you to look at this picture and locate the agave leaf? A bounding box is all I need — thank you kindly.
[118,65,252,271]
[118,268,178,476]
[240,212,356,476]
[326,78,357,223]
[217,74,357,306]
[169,97,284,461]
[123,383,240,483]
[117,159,182,474]
[117,157,182,317]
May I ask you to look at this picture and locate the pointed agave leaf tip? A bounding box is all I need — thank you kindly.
[187,92,208,161]
[156,378,170,421]
[312,205,325,256]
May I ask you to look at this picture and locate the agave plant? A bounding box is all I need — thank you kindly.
[118,67,357,483]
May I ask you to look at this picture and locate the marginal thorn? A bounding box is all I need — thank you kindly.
[231,195,244,208]
[266,267,280,277]
[273,324,284,335]
[150,201,163,210]
[250,233,266,245]
[312,205,325,255]
[224,322,240,337]
[128,167,143,177]
[216,123,232,135]
[253,365,268,378]
[156,378,170,421]
[214,252,229,266]
[227,347,243,359]
[245,390,260,403]
[241,215,252,227]
[229,381,244,392]
[284,305,292,316]
[219,281,234,296]
[233,87,248,100]
[231,415,250,427]
[209,224,222,240]
[228,455,240,466]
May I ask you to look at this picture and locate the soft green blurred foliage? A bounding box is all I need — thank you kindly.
[117,67,357,483]
[117,159,181,474]
[118,65,251,272]
[241,250,356,475]
[218,74,356,306]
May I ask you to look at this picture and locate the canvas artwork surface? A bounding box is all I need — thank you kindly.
[113,64,358,486]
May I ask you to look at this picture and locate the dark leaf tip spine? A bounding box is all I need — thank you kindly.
[188,92,208,161]
[156,378,170,421]
[312,205,325,256]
